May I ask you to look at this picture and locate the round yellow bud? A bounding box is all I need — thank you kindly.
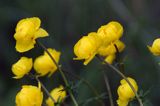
[97,21,123,46]
[98,40,125,56]
[117,77,138,101]
[12,57,32,79]
[34,48,61,76]
[104,54,116,64]
[14,17,48,52]
[16,85,43,106]
[148,38,160,56]
[46,85,66,106]
[73,32,102,65]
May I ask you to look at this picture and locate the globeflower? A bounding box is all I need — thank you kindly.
[117,77,138,106]
[98,40,125,56]
[73,32,102,65]
[14,17,48,52]
[46,85,66,106]
[148,38,160,56]
[15,84,43,106]
[34,48,61,76]
[12,57,32,79]
[97,21,123,47]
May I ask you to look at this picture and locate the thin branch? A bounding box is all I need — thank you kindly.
[96,55,143,106]
[63,70,105,106]
[36,40,78,106]
[28,73,56,103]
[102,70,114,106]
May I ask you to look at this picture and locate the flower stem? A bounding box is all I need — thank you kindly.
[102,70,114,106]
[96,55,143,106]
[63,69,105,106]
[28,73,56,103]
[36,40,78,106]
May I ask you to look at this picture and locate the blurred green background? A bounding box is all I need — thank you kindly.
[0,0,160,106]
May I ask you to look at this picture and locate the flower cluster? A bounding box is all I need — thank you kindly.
[12,17,60,79]
[73,21,125,65]
[12,48,60,78]
[12,17,66,106]
[16,84,66,106]
[117,77,138,106]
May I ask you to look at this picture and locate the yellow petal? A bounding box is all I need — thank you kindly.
[148,38,160,56]
[34,48,61,76]
[117,99,129,106]
[15,40,35,52]
[117,77,138,100]
[97,21,123,46]
[16,85,43,106]
[46,85,66,106]
[12,57,32,79]
[73,32,101,65]
[30,17,41,30]
[34,28,49,39]
[104,54,116,64]
[83,52,96,65]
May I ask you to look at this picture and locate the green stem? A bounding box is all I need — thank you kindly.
[28,73,56,103]
[97,55,143,106]
[63,70,105,106]
[36,40,78,106]
[102,70,114,106]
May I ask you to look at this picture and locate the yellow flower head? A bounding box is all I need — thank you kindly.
[104,54,116,64]
[97,21,123,46]
[46,85,66,106]
[14,17,48,52]
[16,84,43,106]
[117,77,138,106]
[73,32,101,65]
[12,57,32,79]
[34,48,61,76]
[98,40,125,56]
[148,38,160,56]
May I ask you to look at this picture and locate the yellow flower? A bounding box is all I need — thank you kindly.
[14,17,48,52]
[98,40,125,56]
[148,38,160,56]
[104,54,116,64]
[12,57,32,79]
[73,32,101,65]
[117,77,138,106]
[16,84,43,106]
[97,21,123,46]
[46,85,66,106]
[34,48,61,76]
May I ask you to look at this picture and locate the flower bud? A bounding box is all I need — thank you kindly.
[34,48,61,76]
[117,77,138,106]
[148,38,160,56]
[46,85,66,106]
[73,32,101,65]
[12,57,32,79]
[97,21,123,46]
[16,85,43,106]
[14,17,48,52]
